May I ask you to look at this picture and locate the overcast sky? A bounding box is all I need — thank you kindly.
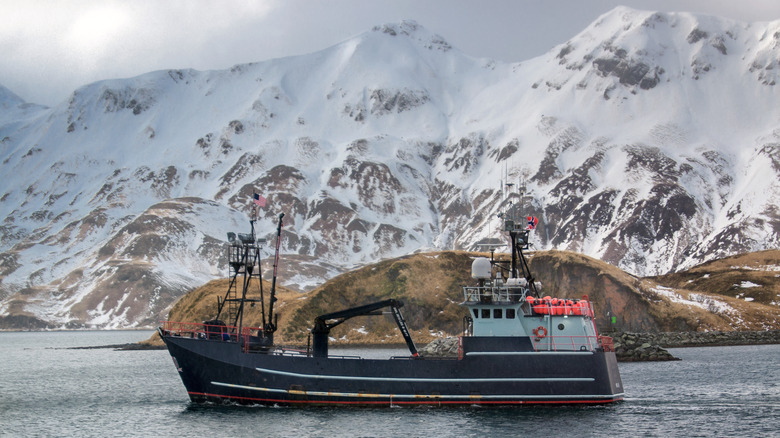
[3,0,780,107]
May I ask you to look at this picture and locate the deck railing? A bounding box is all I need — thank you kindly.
[462,288,597,319]
[160,321,260,344]
[160,321,221,339]
[462,286,527,303]
[160,321,312,355]
[529,335,615,352]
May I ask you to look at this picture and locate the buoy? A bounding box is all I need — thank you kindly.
[533,326,547,338]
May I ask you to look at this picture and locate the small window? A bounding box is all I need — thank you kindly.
[481,308,490,319]
[472,309,479,318]
[493,308,503,319]
[506,308,516,319]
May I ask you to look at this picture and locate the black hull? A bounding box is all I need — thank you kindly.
[162,335,624,406]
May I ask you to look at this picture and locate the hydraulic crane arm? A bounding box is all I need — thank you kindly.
[311,299,418,358]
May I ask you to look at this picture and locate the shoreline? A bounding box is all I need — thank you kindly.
[71,330,780,356]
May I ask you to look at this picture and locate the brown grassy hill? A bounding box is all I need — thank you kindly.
[530,250,780,332]
[142,279,306,347]
[148,249,780,347]
[649,249,780,306]
[279,251,476,346]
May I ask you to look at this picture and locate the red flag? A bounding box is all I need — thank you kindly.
[253,193,266,207]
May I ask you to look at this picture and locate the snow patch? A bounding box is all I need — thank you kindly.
[737,281,761,288]
[731,265,780,272]
[651,285,735,315]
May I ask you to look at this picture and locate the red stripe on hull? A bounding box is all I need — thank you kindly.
[188,391,623,406]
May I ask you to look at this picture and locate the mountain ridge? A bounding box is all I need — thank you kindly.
[1,9,779,329]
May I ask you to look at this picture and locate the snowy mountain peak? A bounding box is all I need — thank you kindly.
[549,7,780,93]
[370,19,452,52]
[0,84,48,127]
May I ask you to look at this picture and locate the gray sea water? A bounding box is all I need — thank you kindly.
[1,330,778,437]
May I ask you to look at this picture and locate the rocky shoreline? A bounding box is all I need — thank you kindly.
[611,330,780,361]
[420,330,780,362]
[612,329,780,348]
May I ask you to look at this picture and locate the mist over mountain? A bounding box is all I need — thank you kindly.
[1,8,779,329]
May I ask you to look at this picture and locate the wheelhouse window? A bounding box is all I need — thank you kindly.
[472,308,479,318]
[493,308,503,319]
[506,308,516,319]
[481,308,490,319]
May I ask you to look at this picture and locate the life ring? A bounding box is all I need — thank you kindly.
[533,326,547,338]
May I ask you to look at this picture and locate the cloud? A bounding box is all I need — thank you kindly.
[2,0,780,106]
[0,0,280,105]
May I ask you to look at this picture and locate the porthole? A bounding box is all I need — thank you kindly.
[557,323,565,330]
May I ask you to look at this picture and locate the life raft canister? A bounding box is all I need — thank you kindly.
[572,300,583,316]
[532,296,550,314]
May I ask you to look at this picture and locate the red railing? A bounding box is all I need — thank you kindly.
[531,335,615,352]
[160,321,263,344]
[161,321,312,355]
[160,321,209,338]
[599,336,614,352]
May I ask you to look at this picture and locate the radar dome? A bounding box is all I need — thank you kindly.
[471,257,492,279]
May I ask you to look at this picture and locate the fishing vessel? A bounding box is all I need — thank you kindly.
[159,207,624,406]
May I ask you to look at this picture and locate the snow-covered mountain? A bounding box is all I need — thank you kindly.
[1,8,779,328]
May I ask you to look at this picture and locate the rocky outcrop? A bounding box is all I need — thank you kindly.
[612,332,679,361]
[419,337,460,357]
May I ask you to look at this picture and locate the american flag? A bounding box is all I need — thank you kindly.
[253,192,266,207]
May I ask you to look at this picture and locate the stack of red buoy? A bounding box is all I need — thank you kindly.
[527,295,591,316]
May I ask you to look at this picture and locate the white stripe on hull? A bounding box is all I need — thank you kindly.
[255,366,595,383]
[211,381,623,401]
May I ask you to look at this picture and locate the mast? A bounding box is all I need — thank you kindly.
[215,207,266,337]
[237,212,259,334]
[501,177,539,297]
[265,213,284,336]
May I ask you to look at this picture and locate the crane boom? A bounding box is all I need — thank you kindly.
[311,299,418,358]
